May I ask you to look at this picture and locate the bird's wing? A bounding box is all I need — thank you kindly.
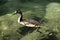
[22,19,40,25]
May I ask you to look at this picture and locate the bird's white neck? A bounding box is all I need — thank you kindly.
[18,14,23,23]
[18,16,21,23]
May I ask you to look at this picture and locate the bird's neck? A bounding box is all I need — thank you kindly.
[20,14,23,21]
[18,14,23,23]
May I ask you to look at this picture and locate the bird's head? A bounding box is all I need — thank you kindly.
[13,9,22,15]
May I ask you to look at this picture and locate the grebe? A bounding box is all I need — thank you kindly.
[14,9,40,28]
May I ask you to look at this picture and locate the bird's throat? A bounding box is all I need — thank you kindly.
[20,14,23,21]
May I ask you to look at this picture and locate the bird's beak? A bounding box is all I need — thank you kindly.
[13,11,17,15]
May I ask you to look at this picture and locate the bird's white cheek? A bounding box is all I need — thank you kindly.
[14,11,17,13]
